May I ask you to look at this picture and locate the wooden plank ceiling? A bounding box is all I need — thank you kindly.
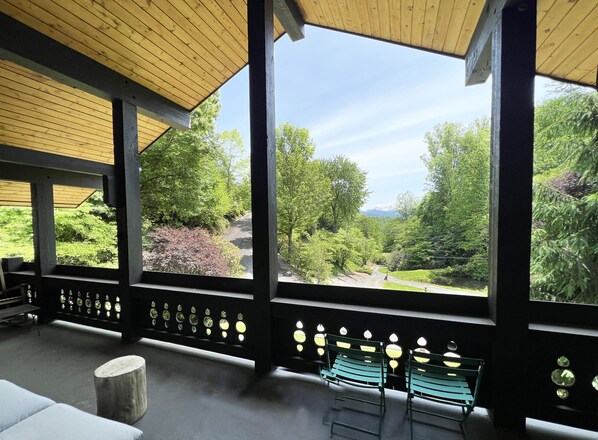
[296,0,597,87]
[0,180,94,208]
[0,0,284,207]
[0,0,285,110]
[0,0,595,208]
[0,61,168,164]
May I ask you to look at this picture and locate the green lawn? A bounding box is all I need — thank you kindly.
[380,267,487,295]
[380,268,438,283]
[383,281,426,292]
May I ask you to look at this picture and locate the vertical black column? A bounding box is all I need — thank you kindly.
[113,99,143,343]
[488,0,536,429]
[248,0,278,374]
[31,183,56,321]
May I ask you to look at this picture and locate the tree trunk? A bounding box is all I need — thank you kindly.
[287,229,293,260]
[94,355,147,424]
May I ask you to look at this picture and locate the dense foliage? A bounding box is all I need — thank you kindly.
[2,89,595,301]
[0,192,117,267]
[0,207,34,261]
[144,226,241,277]
[140,94,248,232]
[530,89,598,303]
[54,193,117,267]
[276,123,330,257]
[275,124,378,282]
[138,95,250,276]
[319,155,369,232]
[386,119,490,281]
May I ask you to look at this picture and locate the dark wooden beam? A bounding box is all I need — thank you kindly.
[465,0,511,86]
[31,183,56,322]
[112,99,143,342]
[0,144,114,176]
[102,175,118,207]
[273,0,305,42]
[0,163,103,189]
[248,0,278,375]
[487,0,536,429]
[0,13,190,130]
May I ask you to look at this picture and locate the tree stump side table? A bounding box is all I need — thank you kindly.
[94,355,147,424]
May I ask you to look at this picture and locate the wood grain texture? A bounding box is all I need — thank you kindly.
[94,355,147,424]
[0,181,94,207]
[0,0,595,209]
[294,0,595,86]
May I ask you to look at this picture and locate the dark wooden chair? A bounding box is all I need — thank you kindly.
[405,349,484,440]
[0,265,39,334]
[0,263,26,298]
[320,334,387,439]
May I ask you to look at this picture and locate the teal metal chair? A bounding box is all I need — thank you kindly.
[320,334,387,439]
[405,349,484,440]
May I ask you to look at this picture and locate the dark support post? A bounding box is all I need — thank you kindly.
[248,0,278,374]
[31,182,56,322]
[112,99,143,343]
[487,0,536,429]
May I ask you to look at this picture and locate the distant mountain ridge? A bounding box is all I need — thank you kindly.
[361,209,400,218]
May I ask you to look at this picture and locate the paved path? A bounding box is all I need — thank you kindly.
[331,266,481,296]
[224,216,480,295]
[223,213,301,282]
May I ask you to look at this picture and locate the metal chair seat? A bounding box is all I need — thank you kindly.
[405,350,484,440]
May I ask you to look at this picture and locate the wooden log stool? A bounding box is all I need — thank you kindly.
[94,355,147,424]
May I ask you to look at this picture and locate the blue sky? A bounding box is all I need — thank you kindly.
[216,26,554,211]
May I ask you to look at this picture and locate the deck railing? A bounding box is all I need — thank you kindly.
[2,259,597,432]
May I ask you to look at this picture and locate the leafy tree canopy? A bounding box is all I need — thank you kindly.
[140,94,232,231]
[319,155,369,232]
[531,89,598,303]
[390,118,490,279]
[276,123,330,256]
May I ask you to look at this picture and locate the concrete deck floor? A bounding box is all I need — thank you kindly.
[0,321,595,440]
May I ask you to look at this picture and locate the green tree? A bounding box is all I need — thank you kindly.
[294,231,333,283]
[140,94,231,231]
[531,89,598,303]
[216,129,246,193]
[394,191,419,219]
[276,123,329,258]
[54,192,117,267]
[387,216,433,270]
[0,193,117,267]
[0,207,34,261]
[320,155,369,232]
[418,119,490,274]
[354,214,384,247]
[215,130,251,217]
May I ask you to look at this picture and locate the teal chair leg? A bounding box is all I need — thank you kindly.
[459,406,472,440]
[410,405,414,440]
[378,388,385,440]
[406,393,413,440]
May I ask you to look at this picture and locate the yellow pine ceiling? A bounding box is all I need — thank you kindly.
[0,0,595,207]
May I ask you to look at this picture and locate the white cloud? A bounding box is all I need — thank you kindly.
[308,80,438,141]
[361,201,396,211]
[311,85,491,154]
[366,166,428,180]
[345,137,426,167]
[375,202,395,211]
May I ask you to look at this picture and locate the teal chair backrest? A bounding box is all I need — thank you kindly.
[406,349,484,408]
[324,334,386,387]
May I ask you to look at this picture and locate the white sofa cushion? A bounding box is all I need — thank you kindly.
[0,380,55,432]
[0,403,143,440]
